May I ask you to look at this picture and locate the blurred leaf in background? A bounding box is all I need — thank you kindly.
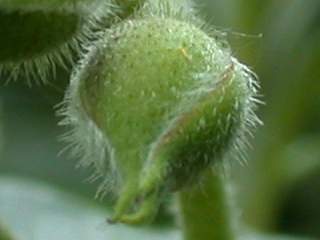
[199,0,320,238]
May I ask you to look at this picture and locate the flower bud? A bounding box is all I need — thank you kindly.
[61,0,260,224]
[0,0,113,82]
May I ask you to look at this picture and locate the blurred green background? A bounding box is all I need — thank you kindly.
[0,0,319,239]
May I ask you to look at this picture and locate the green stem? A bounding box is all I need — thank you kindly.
[178,169,235,240]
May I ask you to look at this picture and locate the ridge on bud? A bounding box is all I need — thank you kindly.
[60,0,260,225]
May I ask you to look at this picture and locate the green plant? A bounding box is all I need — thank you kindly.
[59,0,261,239]
[0,0,262,239]
[1,0,265,239]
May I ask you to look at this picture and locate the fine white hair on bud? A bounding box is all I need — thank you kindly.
[0,0,116,84]
[59,0,261,224]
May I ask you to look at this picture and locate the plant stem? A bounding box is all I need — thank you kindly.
[178,169,234,240]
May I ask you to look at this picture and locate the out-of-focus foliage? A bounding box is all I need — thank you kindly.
[198,0,320,238]
[0,0,319,239]
[0,177,314,240]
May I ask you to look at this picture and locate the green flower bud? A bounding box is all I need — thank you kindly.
[0,0,114,82]
[60,0,260,225]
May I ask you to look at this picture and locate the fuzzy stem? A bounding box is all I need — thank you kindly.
[178,169,234,240]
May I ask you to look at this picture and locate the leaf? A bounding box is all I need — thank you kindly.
[0,177,312,240]
[0,176,178,240]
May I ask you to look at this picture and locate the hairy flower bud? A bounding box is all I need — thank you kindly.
[0,0,113,82]
[60,0,260,224]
